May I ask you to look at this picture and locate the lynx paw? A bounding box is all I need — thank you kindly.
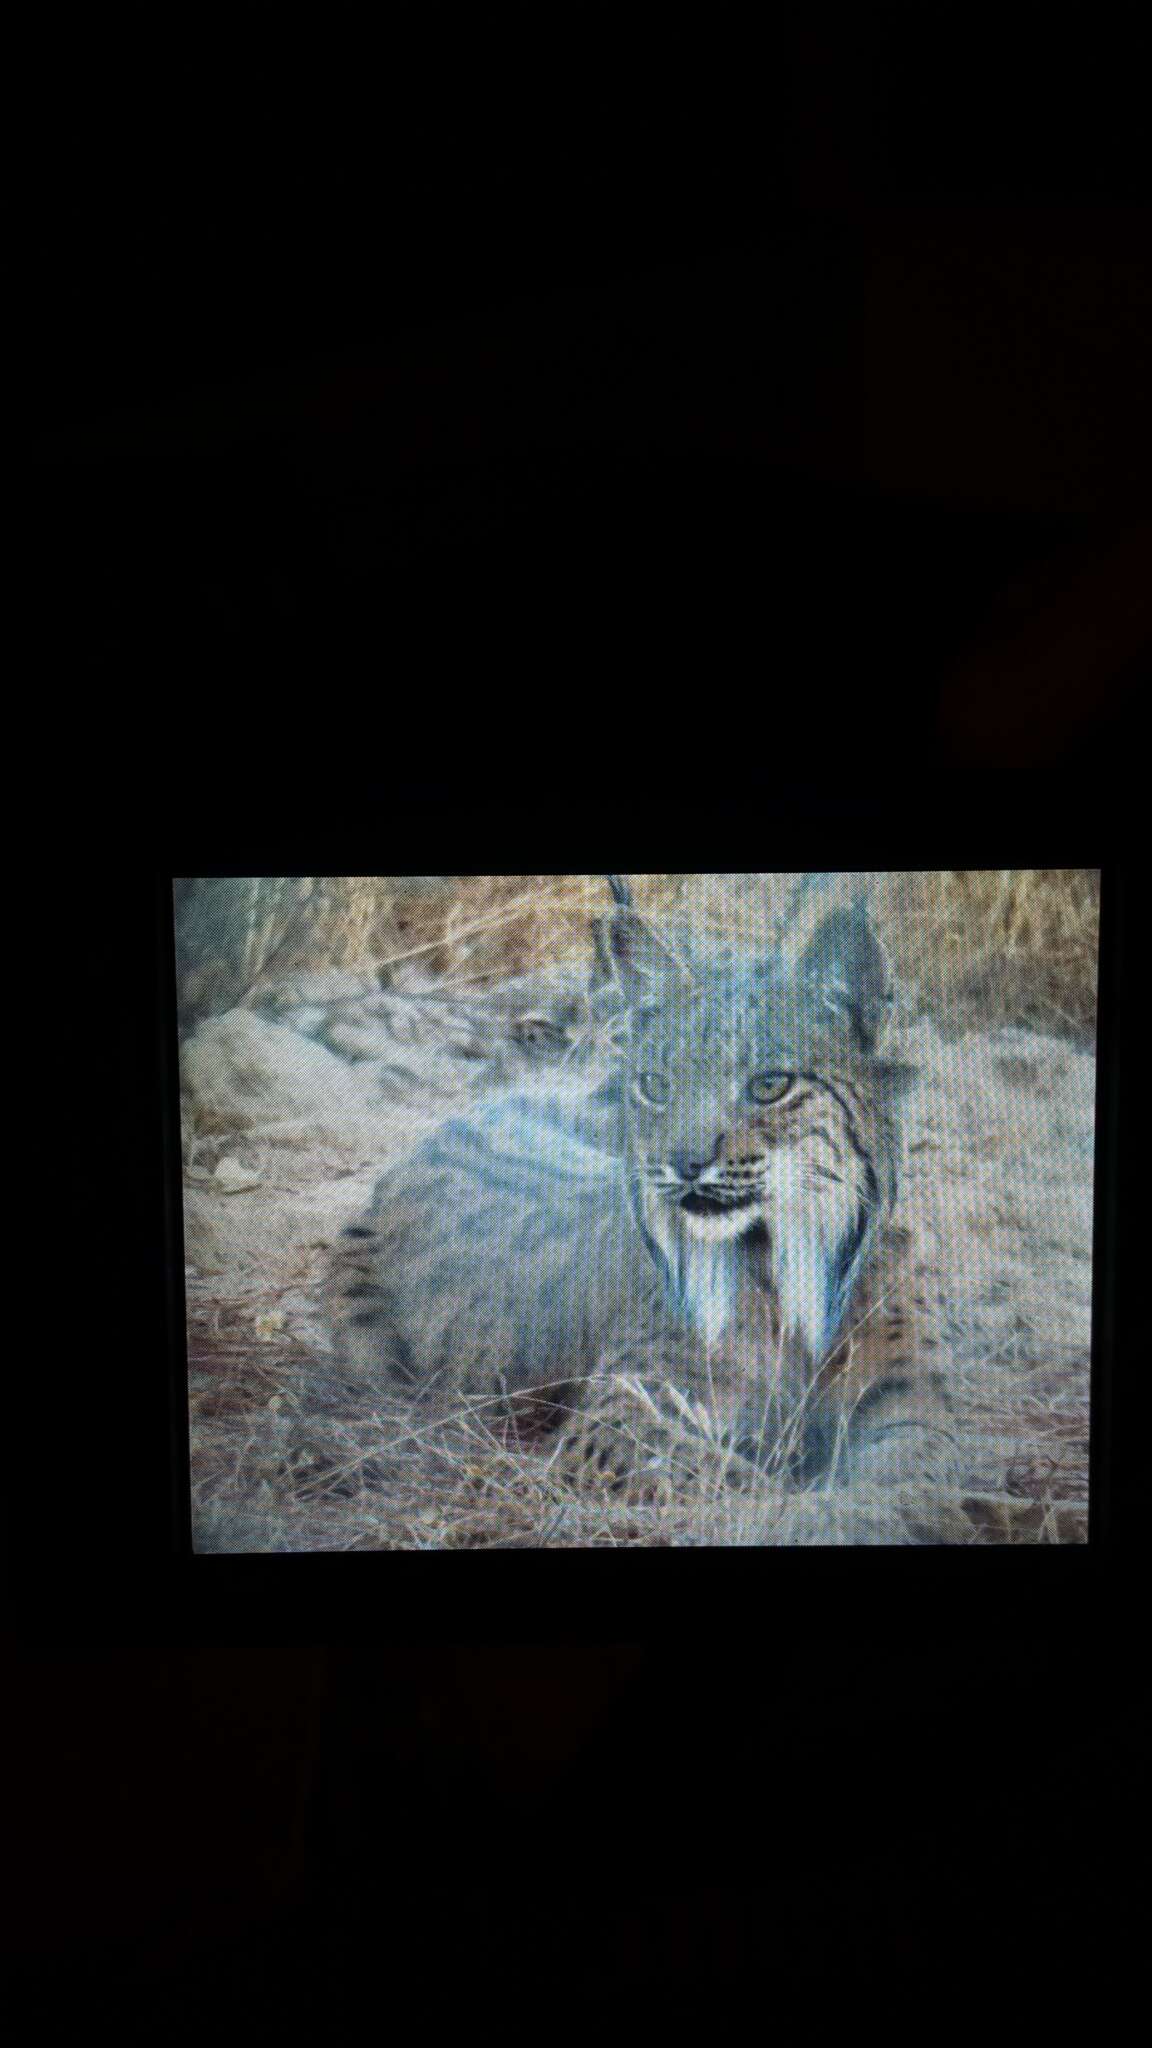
[750,1483,976,1546]
[552,1409,674,1502]
[552,1376,759,1501]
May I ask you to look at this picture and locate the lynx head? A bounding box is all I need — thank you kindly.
[591,895,912,1361]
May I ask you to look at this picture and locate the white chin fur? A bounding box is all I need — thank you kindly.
[645,1199,764,1347]
[677,1237,737,1348]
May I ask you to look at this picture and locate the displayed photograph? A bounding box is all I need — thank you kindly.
[176,872,1098,1548]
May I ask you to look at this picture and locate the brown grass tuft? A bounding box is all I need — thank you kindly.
[877,869,1099,1041]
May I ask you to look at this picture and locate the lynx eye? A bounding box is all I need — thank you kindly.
[634,1071,670,1108]
[514,1015,566,1048]
[748,1072,793,1105]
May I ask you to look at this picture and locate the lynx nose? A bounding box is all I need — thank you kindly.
[671,1145,718,1182]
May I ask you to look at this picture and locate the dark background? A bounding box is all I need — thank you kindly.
[21,4,1148,2016]
[35,9,1151,801]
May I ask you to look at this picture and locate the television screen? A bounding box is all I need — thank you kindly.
[174,872,1099,1550]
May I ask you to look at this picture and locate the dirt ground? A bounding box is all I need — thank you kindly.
[178,875,1095,1548]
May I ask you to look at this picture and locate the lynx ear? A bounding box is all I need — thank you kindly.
[590,908,688,1011]
[800,901,894,1052]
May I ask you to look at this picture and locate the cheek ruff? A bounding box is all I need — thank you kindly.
[639,1106,882,1359]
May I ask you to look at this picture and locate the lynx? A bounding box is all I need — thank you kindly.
[325,888,960,1537]
[256,966,593,1101]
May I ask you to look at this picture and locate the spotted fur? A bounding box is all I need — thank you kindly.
[257,967,594,1101]
[325,892,958,1527]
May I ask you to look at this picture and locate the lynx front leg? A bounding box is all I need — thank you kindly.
[845,1375,962,1491]
[799,1378,967,1544]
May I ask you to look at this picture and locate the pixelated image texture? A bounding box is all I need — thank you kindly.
[177,874,1097,1548]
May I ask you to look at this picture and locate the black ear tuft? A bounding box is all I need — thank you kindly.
[801,901,894,1051]
[590,908,687,1010]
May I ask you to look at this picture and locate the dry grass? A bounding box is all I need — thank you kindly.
[288,870,1102,1038]
[187,1296,1089,1552]
[877,868,1099,1041]
[176,870,1100,1040]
